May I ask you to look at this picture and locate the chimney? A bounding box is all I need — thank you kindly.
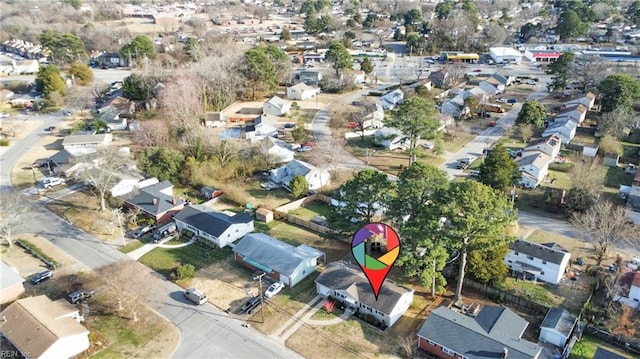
[502,348,508,359]
[152,198,158,205]
[172,197,177,205]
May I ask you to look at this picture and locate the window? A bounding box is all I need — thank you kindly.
[542,260,547,264]
[427,340,435,346]
[507,260,512,263]
[527,255,534,260]
[441,347,456,356]
[514,252,519,256]
[541,271,545,275]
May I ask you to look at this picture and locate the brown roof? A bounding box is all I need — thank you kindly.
[0,296,89,358]
[633,271,640,288]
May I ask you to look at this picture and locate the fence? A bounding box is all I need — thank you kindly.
[273,194,338,236]
[462,278,550,315]
[584,326,640,355]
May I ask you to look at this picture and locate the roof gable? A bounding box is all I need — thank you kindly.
[124,181,185,215]
[174,205,252,237]
[509,239,569,264]
[541,308,577,336]
[266,96,288,110]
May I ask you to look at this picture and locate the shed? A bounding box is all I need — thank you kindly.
[603,153,619,167]
[201,186,222,200]
[255,208,274,223]
[539,308,577,347]
[582,144,598,158]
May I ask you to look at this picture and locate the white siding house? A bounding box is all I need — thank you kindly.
[269,159,330,191]
[173,205,254,248]
[539,308,577,348]
[263,96,291,117]
[542,118,577,144]
[315,261,414,328]
[286,83,320,100]
[517,151,552,189]
[524,134,562,159]
[504,239,571,284]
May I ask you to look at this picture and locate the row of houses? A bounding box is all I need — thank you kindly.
[1,39,50,60]
[541,92,596,144]
[438,71,513,118]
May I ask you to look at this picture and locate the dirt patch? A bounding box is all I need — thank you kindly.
[187,258,250,312]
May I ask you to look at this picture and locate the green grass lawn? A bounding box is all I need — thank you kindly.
[546,168,572,190]
[570,335,634,359]
[139,243,232,278]
[120,241,145,254]
[605,166,633,190]
[87,314,164,359]
[500,278,561,306]
[267,221,322,246]
[289,201,334,220]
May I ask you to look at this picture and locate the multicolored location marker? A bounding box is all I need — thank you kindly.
[351,222,400,300]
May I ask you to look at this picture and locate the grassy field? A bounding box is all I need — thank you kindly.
[138,243,233,278]
[288,201,333,220]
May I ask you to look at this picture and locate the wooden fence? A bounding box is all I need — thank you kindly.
[273,193,338,236]
[463,278,550,315]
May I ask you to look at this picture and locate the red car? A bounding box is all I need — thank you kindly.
[488,121,497,127]
[473,69,482,72]
[301,142,316,148]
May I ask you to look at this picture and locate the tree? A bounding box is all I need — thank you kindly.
[404,8,422,25]
[598,134,624,156]
[242,47,277,100]
[597,74,640,114]
[133,120,169,147]
[479,144,520,191]
[565,187,595,213]
[73,147,133,211]
[436,181,517,301]
[628,0,640,25]
[517,123,534,143]
[360,57,373,78]
[67,0,82,10]
[94,261,151,322]
[519,22,541,42]
[68,61,93,85]
[598,106,635,139]
[386,97,441,166]
[571,200,639,265]
[138,147,185,181]
[569,154,606,197]
[183,37,203,62]
[160,74,203,142]
[405,32,426,55]
[194,53,245,112]
[120,35,156,63]
[0,193,28,247]
[463,96,479,118]
[516,100,546,128]
[264,45,292,85]
[330,169,393,233]
[290,175,309,198]
[467,244,509,285]
[435,1,453,20]
[40,30,87,65]
[280,27,291,40]
[36,65,65,98]
[123,73,158,101]
[64,86,93,113]
[210,139,240,167]
[556,9,588,40]
[546,52,575,92]
[569,55,607,93]
[325,42,352,77]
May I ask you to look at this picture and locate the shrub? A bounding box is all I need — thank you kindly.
[175,263,195,280]
[0,139,9,146]
[15,239,60,269]
[290,175,309,198]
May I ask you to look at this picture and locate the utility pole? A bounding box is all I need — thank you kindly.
[114,208,126,247]
[32,167,40,196]
[255,272,266,323]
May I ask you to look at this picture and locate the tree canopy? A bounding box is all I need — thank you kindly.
[556,9,589,40]
[36,65,65,98]
[242,46,277,100]
[360,57,373,75]
[479,143,520,191]
[546,52,575,92]
[325,42,352,77]
[123,73,159,101]
[137,147,185,181]
[68,61,93,85]
[120,35,156,63]
[516,100,546,128]
[597,74,640,113]
[40,29,87,65]
[290,175,309,198]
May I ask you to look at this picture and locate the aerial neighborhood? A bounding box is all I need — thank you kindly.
[2,0,640,358]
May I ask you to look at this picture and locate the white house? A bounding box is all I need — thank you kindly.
[173,204,254,248]
[379,89,404,110]
[374,127,408,151]
[259,136,295,164]
[562,92,596,110]
[298,69,323,85]
[542,118,577,144]
[286,83,320,100]
[245,113,279,140]
[556,104,588,124]
[489,47,523,64]
[0,261,24,304]
[96,105,128,131]
[525,134,562,159]
[504,239,571,284]
[478,81,501,96]
[629,272,640,304]
[263,96,291,117]
[539,308,577,348]
[517,151,552,189]
[62,133,113,149]
[0,296,90,359]
[269,159,330,191]
[315,261,414,328]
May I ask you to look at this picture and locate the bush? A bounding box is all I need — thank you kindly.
[15,239,60,269]
[0,139,9,146]
[175,263,196,280]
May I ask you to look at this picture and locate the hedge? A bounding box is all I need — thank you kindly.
[15,239,60,269]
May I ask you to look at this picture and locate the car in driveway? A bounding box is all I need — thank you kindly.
[473,69,482,72]
[296,146,312,152]
[133,225,155,239]
[241,295,263,314]
[421,142,435,150]
[525,80,537,85]
[44,126,56,132]
[264,282,285,298]
[67,290,95,304]
[0,112,8,118]
[496,98,508,103]
[42,177,65,189]
[260,181,280,190]
[30,270,53,285]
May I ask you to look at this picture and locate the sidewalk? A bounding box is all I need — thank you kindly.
[127,236,196,260]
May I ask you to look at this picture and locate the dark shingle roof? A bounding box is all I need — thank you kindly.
[233,233,324,276]
[315,261,413,315]
[541,308,577,337]
[124,181,184,216]
[593,347,627,359]
[509,239,569,265]
[173,205,252,237]
[417,306,540,359]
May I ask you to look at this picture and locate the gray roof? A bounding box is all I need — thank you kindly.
[173,205,252,237]
[123,180,184,216]
[266,96,288,111]
[315,261,413,315]
[509,239,569,265]
[593,347,627,359]
[417,306,540,359]
[540,308,577,337]
[62,134,108,146]
[233,233,324,276]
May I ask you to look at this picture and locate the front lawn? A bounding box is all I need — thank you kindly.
[288,201,334,220]
[138,243,232,278]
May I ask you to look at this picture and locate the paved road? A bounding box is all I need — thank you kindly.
[1,118,302,359]
[0,68,132,86]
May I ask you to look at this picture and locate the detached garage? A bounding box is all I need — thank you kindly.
[539,308,578,347]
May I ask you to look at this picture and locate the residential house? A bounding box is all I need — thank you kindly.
[440,96,466,118]
[0,261,25,304]
[349,70,366,84]
[0,296,90,359]
[174,205,254,248]
[286,82,320,101]
[95,106,127,131]
[269,159,330,191]
[296,41,317,50]
[94,52,125,68]
[258,136,295,164]
[417,305,541,359]
[517,151,552,189]
[428,69,452,88]
[561,92,596,110]
[379,89,404,110]
[504,239,571,284]
[62,133,113,150]
[233,233,325,287]
[374,127,408,151]
[99,96,135,118]
[123,180,185,224]
[489,71,515,87]
[298,69,323,86]
[539,308,578,348]
[316,261,413,328]
[352,102,384,129]
[109,176,155,198]
[263,96,291,117]
[542,118,577,144]
[626,171,640,224]
[245,113,279,140]
[627,271,640,305]
[204,112,225,128]
[555,104,588,124]
[478,80,501,96]
[525,134,562,159]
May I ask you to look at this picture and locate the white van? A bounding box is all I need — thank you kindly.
[185,288,207,305]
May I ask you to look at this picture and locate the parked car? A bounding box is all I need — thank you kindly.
[260,181,280,190]
[296,146,312,152]
[421,142,435,150]
[0,112,8,118]
[42,177,65,189]
[184,288,208,305]
[264,282,285,298]
[525,80,536,85]
[28,160,48,169]
[488,121,497,127]
[153,222,177,241]
[506,98,517,104]
[30,270,53,285]
[241,295,262,314]
[300,142,316,148]
[62,110,72,116]
[133,225,155,239]
[473,69,482,72]
[469,170,481,178]
[44,126,56,132]
[67,290,95,304]
[496,98,508,103]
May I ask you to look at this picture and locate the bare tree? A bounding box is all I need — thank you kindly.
[133,119,170,147]
[0,193,29,247]
[94,261,151,322]
[91,81,111,101]
[599,106,635,139]
[64,86,93,114]
[571,201,639,265]
[598,134,624,156]
[569,154,606,196]
[209,138,240,167]
[569,55,609,93]
[517,123,534,143]
[160,73,203,142]
[72,146,135,211]
[193,53,246,112]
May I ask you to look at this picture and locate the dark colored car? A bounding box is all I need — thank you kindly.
[30,270,53,285]
[241,296,262,314]
[67,290,95,304]
[45,126,56,132]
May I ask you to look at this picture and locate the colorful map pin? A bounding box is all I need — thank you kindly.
[351,222,400,300]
